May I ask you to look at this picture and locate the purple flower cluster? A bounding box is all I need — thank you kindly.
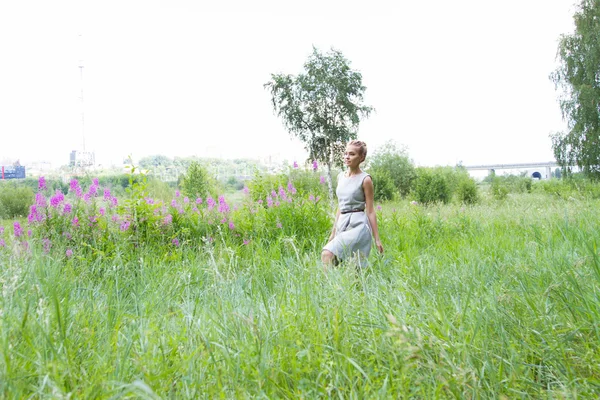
[38,176,47,191]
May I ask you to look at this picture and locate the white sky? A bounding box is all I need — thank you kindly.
[0,0,577,168]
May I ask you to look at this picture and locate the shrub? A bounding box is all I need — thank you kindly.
[456,176,479,204]
[369,169,396,201]
[181,162,213,198]
[413,168,451,205]
[0,184,34,218]
[491,177,509,200]
[368,141,416,197]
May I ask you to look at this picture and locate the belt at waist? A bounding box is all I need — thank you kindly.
[340,209,364,214]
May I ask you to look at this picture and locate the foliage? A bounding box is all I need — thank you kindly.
[247,167,330,205]
[413,167,451,204]
[551,0,600,179]
[3,193,600,397]
[369,169,396,201]
[486,174,533,197]
[0,183,34,218]
[265,47,373,199]
[181,162,213,199]
[455,175,480,204]
[367,140,416,197]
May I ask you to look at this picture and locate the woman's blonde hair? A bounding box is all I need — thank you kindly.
[348,140,367,160]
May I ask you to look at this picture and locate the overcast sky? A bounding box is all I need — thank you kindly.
[0,0,577,168]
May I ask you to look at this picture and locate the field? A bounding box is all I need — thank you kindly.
[1,178,600,398]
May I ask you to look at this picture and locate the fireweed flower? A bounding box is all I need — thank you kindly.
[63,232,72,240]
[66,249,73,258]
[309,194,315,202]
[275,201,280,207]
[276,221,282,229]
[163,214,173,225]
[0,238,5,247]
[293,161,298,169]
[207,196,216,211]
[35,193,47,208]
[172,238,180,246]
[145,198,154,205]
[175,190,181,197]
[111,215,119,222]
[103,188,111,200]
[120,220,131,231]
[92,177,99,186]
[312,160,318,171]
[266,196,273,208]
[88,183,98,197]
[50,191,64,207]
[271,190,277,198]
[228,221,235,230]
[278,186,287,199]
[69,179,79,192]
[0,226,4,234]
[320,176,326,184]
[111,197,118,207]
[377,205,382,211]
[89,215,97,224]
[196,197,203,204]
[27,230,32,237]
[72,217,79,227]
[43,239,51,253]
[220,217,227,224]
[83,193,91,203]
[13,222,23,237]
[38,176,47,191]
[287,181,297,195]
[171,199,177,207]
[243,239,250,245]
[184,197,190,204]
[242,186,249,194]
[63,203,72,214]
[218,196,230,213]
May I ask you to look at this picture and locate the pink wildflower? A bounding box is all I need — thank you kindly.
[66,249,73,258]
[196,197,203,204]
[38,176,47,191]
[172,238,180,246]
[312,160,318,171]
[184,197,189,204]
[120,220,131,231]
[276,222,282,229]
[72,217,79,227]
[0,238,5,247]
[243,186,249,194]
[293,161,298,169]
[228,221,235,230]
[175,190,181,197]
[320,176,326,184]
[104,188,111,200]
[13,221,23,237]
[63,203,72,214]
[243,239,250,245]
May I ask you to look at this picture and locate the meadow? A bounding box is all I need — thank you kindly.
[0,172,599,398]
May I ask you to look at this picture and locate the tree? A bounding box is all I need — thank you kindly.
[551,0,600,179]
[367,141,416,198]
[265,47,373,204]
[181,162,212,198]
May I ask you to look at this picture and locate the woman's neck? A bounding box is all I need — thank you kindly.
[347,167,362,177]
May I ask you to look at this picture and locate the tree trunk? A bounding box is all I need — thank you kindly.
[326,149,336,214]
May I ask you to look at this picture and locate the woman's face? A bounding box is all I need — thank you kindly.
[344,144,364,168]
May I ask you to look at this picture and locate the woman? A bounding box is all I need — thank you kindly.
[322,140,384,267]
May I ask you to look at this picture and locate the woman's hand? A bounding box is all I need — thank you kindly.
[375,239,384,254]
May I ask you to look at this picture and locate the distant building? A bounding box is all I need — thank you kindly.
[0,165,26,179]
[70,150,95,167]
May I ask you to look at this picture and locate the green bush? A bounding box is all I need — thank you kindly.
[491,177,509,200]
[0,184,34,219]
[369,169,396,201]
[181,162,214,198]
[413,168,451,205]
[456,176,479,204]
[247,168,329,202]
[368,141,416,197]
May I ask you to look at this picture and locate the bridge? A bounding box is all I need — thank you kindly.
[464,162,559,179]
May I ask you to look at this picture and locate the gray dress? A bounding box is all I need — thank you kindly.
[323,171,372,266]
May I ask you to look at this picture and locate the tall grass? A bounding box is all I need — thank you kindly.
[1,193,599,397]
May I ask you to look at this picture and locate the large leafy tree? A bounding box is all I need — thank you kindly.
[265,47,373,202]
[551,0,600,179]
